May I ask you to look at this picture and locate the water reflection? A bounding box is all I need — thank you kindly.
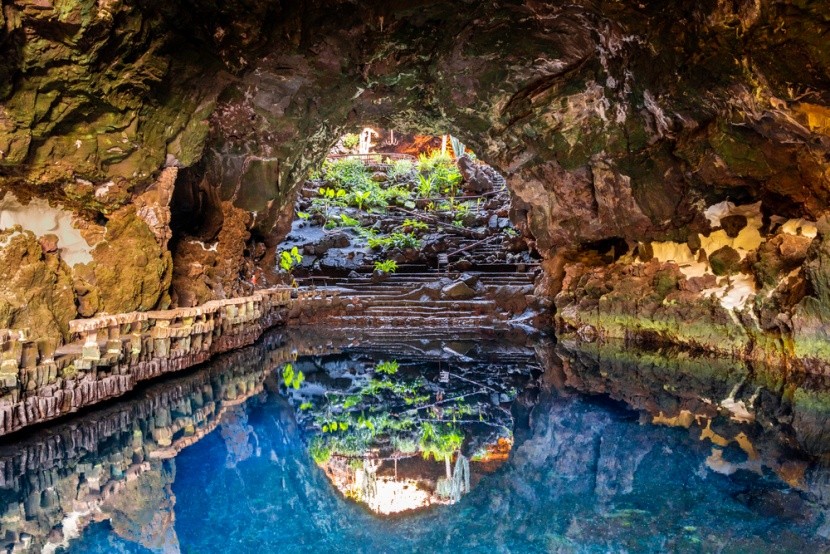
[288,338,538,513]
[2,330,830,552]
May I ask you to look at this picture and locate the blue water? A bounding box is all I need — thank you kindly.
[64,390,830,553]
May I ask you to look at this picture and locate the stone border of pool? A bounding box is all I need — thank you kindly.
[0,287,343,436]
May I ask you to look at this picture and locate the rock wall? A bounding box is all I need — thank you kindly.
[0,1,829,364]
[0,287,343,436]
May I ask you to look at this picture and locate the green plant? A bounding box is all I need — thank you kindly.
[374,259,398,274]
[367,232,421,250]
[350,190,372,210]
[401,218,428,231]
[318,186,347,200]
[279,247,303,272]
[375,360,399,375]
[300,401,313,411]
[388,159,414,181]
[338,213,360,227]
[416,174,436,198]
[342,133,360,150]
[282,363,305,389]
[323,158,370,190]
[296,211,311,220]
[419,422,463,461]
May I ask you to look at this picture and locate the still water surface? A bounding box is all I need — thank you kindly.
[1,328,829,553]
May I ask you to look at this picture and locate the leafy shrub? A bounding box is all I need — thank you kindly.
[323,158,370,190]
[375,360,399,375]
[367,232,421,250]
[338,213,360,227]
[280,247,303,272]
[282,363,305,389]
[342,133,360,150]
[401,218,428,232]
[387,159,414,181]
[374,259,398,274]
[419,422,464,461]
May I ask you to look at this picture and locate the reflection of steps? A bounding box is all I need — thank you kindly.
[297,268,537,329]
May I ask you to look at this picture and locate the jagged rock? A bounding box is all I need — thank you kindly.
[458,155,496,194]
[442,280,477,300]
[0,228,76,340]
[720,215,748,238]
[709,246,741,276]
[303,231,350,256]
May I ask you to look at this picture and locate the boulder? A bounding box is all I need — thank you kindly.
[709,245,741,276]
[441,280,477,300]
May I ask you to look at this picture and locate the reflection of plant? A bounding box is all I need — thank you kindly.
[374,260,398,274]
[419,422,463,461]
[375,360,399,375]
[279,247,303,272]
[282,363,305,389]
[309,436,332,463]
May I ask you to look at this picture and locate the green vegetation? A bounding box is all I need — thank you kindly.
[338,213,360,227]
[419,422,464,461]
[374,259,398,274]
[418,151,462,196]
[402,218,428,231]
[279,247,303,272]
[387,159,414,181]
[282,363,305,389]
[342,133,360,150]
[367,231,421,250]
[375,360,399,375]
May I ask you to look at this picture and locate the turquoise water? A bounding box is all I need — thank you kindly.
[2,330,830,553]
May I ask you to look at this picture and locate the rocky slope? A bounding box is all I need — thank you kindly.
[0,0,829,366]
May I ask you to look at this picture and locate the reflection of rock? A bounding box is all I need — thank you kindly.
[103,464,180,554]
[220,405,256,468]
[0,328,329,553]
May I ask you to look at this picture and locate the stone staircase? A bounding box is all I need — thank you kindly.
[297,267,539,329]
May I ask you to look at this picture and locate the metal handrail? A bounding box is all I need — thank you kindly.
[326,152,417,162]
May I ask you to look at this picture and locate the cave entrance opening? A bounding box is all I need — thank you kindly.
[277,127,540,283]
[271,127,545,328]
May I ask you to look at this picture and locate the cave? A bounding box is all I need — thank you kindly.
[1,0,830,550]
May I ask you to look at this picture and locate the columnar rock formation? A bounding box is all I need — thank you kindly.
[1,1,829,365]
[0,329,338,553]
[0,287,342,435]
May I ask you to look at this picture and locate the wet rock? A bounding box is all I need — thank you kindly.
[442,280,477,300]
[303,231,350,256]
[319,249,365,274]
[709,246,741,276]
